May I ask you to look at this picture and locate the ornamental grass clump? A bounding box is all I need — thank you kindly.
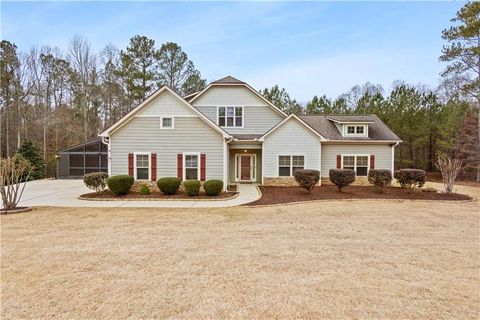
[294,169,320,193]
[394,169,426,190]
[329,169,355,192]
[368,169,392,193]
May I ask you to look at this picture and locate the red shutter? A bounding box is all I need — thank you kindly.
[177,154,183,180]
[128,153,134,176]
[200,153,206,181]
[151,153,157,181]
[370,155,375,170]
[336,155,341,169]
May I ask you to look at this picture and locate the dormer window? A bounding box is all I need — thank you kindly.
[344,124,368,137]
[218,106,243,128]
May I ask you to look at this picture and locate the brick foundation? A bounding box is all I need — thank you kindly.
[321,176,370,186]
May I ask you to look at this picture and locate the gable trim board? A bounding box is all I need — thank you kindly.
[189,82,287,118]
[99,86,230,139]
[259,114,327,142]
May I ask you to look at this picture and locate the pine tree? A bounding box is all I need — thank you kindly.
[16,140,45,180]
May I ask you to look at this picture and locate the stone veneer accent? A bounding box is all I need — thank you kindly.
[263,177,299,187]
[321,176,370,186]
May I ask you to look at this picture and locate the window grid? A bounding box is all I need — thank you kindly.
[342,155,369,176]
[135,154,150,180]
[184,154,199,180]
[218,106,243,128]
[279,155,305,177]
[161,117,173,128]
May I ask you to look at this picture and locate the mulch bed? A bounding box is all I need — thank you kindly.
[246,185,472,206]
[80,190,237,200]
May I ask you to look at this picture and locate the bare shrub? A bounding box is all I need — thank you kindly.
[394,169,426,190]
[83,172,108,192]
[1,156,33,212]
[329,169,355,192]
[368,169,392,193]
[294,169,320,193]
[436,157,462,193]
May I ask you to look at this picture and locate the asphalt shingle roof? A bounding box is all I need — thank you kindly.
[231,134,263,140]
[300,114,401,141]
[211,76,245,84]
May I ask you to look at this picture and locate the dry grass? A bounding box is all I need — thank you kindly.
[1,183,479,319]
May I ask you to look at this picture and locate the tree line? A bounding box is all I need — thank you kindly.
[1,2,478,179]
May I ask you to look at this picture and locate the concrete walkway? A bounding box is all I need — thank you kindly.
[17,179,261,208]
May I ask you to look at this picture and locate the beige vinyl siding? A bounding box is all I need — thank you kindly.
[110,118,224,180]
[138,91,196,116]
[263,118,321,177]
[192,86,284,135]
[321,144,393,177]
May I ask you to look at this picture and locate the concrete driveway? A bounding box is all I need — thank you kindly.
[16,179,260,208]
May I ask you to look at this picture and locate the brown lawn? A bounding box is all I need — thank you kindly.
[1,183,479,319]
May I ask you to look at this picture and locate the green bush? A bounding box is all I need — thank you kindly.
[83,172,108,192]
[203,179,223,196]
[16,140,44,180]
[157,177,181,195]
[368,169,392,193]
[184,180,201,196]
[329,169,355,192]
[107,175,134,195]
[294,169,320,193]
[394,169,426,189]
[139,184,150,195]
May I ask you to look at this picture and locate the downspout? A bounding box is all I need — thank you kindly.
[101,136,111,176]
[391,141,400,174]
[224,137,233,190]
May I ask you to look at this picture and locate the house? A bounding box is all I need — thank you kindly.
[99,76,401,189]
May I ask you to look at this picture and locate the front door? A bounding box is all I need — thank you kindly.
[240,155,251,181]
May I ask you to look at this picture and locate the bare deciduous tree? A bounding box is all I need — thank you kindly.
[1,155,33,212]
[436,157,462,193]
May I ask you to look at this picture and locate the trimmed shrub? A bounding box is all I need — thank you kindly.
[394,169,426,189]
[157,177,181,195]
[294,169,320,193]
[83,172,108,192]
[368,169,392,193]
[184,180,201,196]
[329,169,355,192]
[139,184,150,195]
[203,179,223,196]
[107,175,134,195]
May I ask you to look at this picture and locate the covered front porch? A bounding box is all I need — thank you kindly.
[228,139,262,184]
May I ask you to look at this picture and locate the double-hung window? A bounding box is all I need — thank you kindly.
[278,155,304,176]
[184,153,199,180]
[218,107,243,128]
[342,155,369,176]
[135,153,150,180]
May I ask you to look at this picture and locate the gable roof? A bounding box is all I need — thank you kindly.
[99,86,230,138]
[300,114,401,142]
[212,76,245,84]
[188,75,287,118]
[259,114,327,141]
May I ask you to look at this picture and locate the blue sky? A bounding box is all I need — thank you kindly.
[1,1,464,101]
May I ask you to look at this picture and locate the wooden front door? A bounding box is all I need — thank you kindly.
[240,155,251,181]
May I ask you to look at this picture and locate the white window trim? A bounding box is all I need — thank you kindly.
[277,154,306,177]
[343,124,368,137]
[234,153,257,182]
[160,117,174,129]
[134,152,151,181]
[182,152,201,180]
[217,106,244,128]
[341,154,370,176]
